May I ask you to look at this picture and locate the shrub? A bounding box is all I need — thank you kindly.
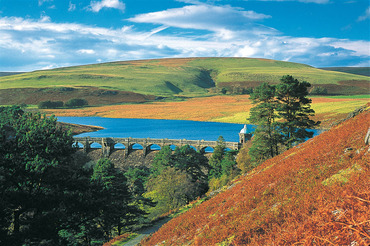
[38,100,64,109]
[65,98,88,108]
[310,86,328,95]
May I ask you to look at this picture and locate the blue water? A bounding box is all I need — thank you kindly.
[57,117,252,142]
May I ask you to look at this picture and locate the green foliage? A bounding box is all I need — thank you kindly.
[144,145,210,219]
[209,136,226,179]
[65,98,88,108]
[124,166,156,221]
[168,145,209,184]
[38,100,64,109]
[0,106,76,245]
[0,107,145,245]
[90,159,144,238]
[276,75,320,149]
[151,145,173,178]
[208,137,240,191]
[309,86,328,95]
[145,167,196,219]
[248,75,320,164]
[248,83,280,163]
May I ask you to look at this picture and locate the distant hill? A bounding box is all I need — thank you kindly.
[141,106,370,245]
[320,67,370,77]
[0,58,369,106]
[0,72,24,77]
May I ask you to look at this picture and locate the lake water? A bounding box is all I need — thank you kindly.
[57,117,321,151]
[57,117,251,142]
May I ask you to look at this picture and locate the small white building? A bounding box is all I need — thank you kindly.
[239,124,252,144]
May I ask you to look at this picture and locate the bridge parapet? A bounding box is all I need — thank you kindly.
[73,137,241,157]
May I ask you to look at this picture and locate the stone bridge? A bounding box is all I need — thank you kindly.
[73,137,242,157]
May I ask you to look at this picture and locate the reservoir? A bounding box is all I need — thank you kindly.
[57,117,252,142]
[57,117,321,151]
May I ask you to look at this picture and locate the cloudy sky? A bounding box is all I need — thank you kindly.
[0,0,369,71]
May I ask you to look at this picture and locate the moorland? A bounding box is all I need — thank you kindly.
[1,57,369,128]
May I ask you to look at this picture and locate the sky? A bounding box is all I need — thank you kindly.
[0,0,369,71]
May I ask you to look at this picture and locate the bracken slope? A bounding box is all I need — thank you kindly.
[140,107,370,245]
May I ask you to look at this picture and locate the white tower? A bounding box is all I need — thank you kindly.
[239,124,252,144]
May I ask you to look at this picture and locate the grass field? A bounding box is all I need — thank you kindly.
[43,94,369,128]
[1,58,369,98]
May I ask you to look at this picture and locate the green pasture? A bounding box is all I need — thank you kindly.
[187,58,369,84]
[319,67,370,77]
[320,95,370,99]
[1,58,369,96]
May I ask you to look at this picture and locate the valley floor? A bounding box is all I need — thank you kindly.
[43,95,369,129]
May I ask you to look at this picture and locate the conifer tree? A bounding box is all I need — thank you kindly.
[209,136,226,178]
[275,75,320,149]
[248,82,280,162]
[248,76,320,163]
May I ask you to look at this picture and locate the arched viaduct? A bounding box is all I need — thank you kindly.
[73,137,243,157]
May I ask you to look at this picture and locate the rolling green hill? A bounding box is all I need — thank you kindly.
[1,58,369,105]
[0,72,24,77]
[319,67,370,77]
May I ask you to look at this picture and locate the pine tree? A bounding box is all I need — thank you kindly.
[275,75,320,149]
[248,76,320,163]
[248,83,280,162]
[209,136,226,179]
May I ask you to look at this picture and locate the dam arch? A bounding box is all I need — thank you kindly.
[73,137,244,158]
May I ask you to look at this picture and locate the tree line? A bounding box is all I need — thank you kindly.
[38,98,88,109]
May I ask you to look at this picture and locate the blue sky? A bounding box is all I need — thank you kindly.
[0,0,369,71]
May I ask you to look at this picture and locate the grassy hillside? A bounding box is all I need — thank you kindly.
[320,67,370,77]
[43,95,369,128]
[140,107,370,245]
[0,72,24,77]
[1,58,369,105]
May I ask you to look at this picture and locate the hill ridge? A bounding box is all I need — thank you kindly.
[1,58,369,103]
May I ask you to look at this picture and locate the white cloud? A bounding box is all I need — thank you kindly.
[88,0,125,12]
[331,40,370,57]
[78,49,96,54]
[0,9,369,71]
[358,7,370,21]
[128,4,271,31]
[253,0,330,3]
[68,2,76,12]
[38,0,53,6]
[129,4,276,42]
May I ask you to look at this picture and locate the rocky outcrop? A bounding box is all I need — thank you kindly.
[365,127,370,145]
[331,104,369,127]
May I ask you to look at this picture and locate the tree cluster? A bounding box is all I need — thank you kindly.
[208,136,240,191]
[126,142,240,220]
[65,98,88,108]
[248,75,320,163]
[38,100,64,109]
[0,106,144,245]
[220,86,253,95]
[309,86,328,95]
[126,145,209,220]
[38,98,88,109]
